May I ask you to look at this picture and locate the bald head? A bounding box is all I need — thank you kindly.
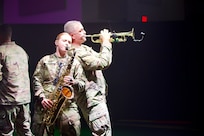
[64,20,82,34]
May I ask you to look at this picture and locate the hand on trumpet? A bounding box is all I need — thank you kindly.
[99,29,112,44]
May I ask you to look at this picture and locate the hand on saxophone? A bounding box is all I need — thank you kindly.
[41,98,53,109]
[64,75,77,85]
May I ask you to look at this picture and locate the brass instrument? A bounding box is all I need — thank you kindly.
[42,50,75,126]
[86,28,145,43]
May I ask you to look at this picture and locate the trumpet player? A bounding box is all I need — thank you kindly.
[31,32,85,136]
[64,20,112,136]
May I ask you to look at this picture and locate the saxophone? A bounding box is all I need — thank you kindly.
[42,49,76,126]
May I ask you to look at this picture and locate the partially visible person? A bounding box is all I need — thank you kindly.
[31,32,85,136]
[64,20,112,136]
[0,24,33,136]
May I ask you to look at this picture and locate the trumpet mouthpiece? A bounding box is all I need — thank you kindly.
[85,35,92,37]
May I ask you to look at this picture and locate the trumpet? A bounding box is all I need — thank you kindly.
[86,28,145,43]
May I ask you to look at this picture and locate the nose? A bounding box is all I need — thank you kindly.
[83,29,86,34]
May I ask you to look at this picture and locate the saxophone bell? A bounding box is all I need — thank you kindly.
[61,85,74,99]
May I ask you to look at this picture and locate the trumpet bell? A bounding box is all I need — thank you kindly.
[110,28,135,42]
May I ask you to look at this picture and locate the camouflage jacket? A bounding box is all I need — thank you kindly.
[73,44,112,107]
[32,52,85,108]
[0,42,31,105]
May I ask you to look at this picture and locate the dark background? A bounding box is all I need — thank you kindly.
[1,0,201,135]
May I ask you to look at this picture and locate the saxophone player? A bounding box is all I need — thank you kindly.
[31,32,85,136]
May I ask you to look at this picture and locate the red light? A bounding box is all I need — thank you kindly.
[142,16,148,23]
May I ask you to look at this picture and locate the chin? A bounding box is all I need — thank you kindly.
[81,37,86,43]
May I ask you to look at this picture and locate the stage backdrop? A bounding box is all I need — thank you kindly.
[3,0,82,24]
[10,21,199,130]
[3,0,186,24]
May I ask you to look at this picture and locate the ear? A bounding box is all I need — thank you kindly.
[70,34,75,40]
[54,39,58,45]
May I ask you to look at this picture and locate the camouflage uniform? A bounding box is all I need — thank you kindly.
[74,44,112,136]
[32,53,85,136]
[0,42,33,136]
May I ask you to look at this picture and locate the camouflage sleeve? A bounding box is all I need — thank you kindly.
[0,53,3,81]
[0,64,2,81]
[77,44,112,71]
[32,59,46,99]
[72,59,86,92]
